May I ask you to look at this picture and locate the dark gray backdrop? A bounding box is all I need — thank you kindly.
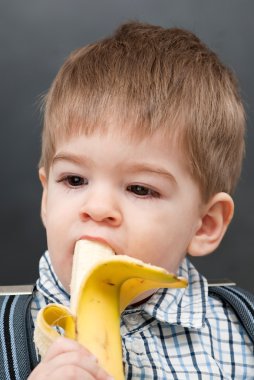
[0,0,253,292]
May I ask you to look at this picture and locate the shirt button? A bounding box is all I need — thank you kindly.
[128,314,140,325]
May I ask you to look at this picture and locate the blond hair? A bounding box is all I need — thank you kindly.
[40,21,245,201]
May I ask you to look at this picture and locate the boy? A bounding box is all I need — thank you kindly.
[26,21,253,378]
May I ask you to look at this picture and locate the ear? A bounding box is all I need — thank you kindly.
[188,192,234,257]
[39,167,48,228]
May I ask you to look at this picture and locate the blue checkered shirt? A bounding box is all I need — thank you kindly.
[32,252,254,379]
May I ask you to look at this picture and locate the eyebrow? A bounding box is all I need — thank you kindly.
[52,152,176,184]
[128,163,177,184]
[53,152,93,166]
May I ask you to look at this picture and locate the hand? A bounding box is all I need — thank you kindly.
[28,337,113,380]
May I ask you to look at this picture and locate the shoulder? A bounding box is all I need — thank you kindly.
[207,285,254,347]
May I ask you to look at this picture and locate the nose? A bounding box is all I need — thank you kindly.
[79,188,122,227]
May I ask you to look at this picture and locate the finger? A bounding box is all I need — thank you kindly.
[32,359,113,380]
[55,363,113,380]
[41,337,113,380]
[43,336,97,362]
[29,363,96,380]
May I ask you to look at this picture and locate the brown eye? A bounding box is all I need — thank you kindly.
[127,185,160,198]
[127,185,149,196]
[66,176,85,187]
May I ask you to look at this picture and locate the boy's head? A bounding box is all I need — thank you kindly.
[40,21,245,202]
[38,22,245,291]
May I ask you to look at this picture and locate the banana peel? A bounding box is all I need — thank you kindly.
[34,240,187,380]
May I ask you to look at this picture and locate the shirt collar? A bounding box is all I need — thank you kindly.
[36,252,207,329]
[124,258,208,330]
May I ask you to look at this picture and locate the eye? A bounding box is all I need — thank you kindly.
[127,185,160,198]
[67,176,85,187]
[58,175,87,188]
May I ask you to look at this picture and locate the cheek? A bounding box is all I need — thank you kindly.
[46,224,74,291]
[46,192,76,231]
[44,202,73,269]
[128,211,193,271]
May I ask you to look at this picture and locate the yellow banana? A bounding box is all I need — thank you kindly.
[34,240,187,380]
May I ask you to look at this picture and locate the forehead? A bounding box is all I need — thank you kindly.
[54,116,183,153]
[53,121,190,178]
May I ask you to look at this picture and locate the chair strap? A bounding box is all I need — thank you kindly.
[0,293,38,380]
[209,285,254,344]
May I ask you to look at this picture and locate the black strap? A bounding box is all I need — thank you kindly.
[0,293,38,379]
[209,285,254,344]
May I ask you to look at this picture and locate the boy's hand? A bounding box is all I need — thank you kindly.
[28,337,113,380]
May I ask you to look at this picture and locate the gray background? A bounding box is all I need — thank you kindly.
[0,0,253,292]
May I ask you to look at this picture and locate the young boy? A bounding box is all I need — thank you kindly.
[26,21,253,378]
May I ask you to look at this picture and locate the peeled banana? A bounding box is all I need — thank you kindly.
[34,240,187,380]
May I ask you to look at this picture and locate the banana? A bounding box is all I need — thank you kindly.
[34,240,187,380]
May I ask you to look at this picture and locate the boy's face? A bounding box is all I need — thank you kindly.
[40,127,204,292]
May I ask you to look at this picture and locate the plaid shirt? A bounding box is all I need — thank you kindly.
[32,252,254,379]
